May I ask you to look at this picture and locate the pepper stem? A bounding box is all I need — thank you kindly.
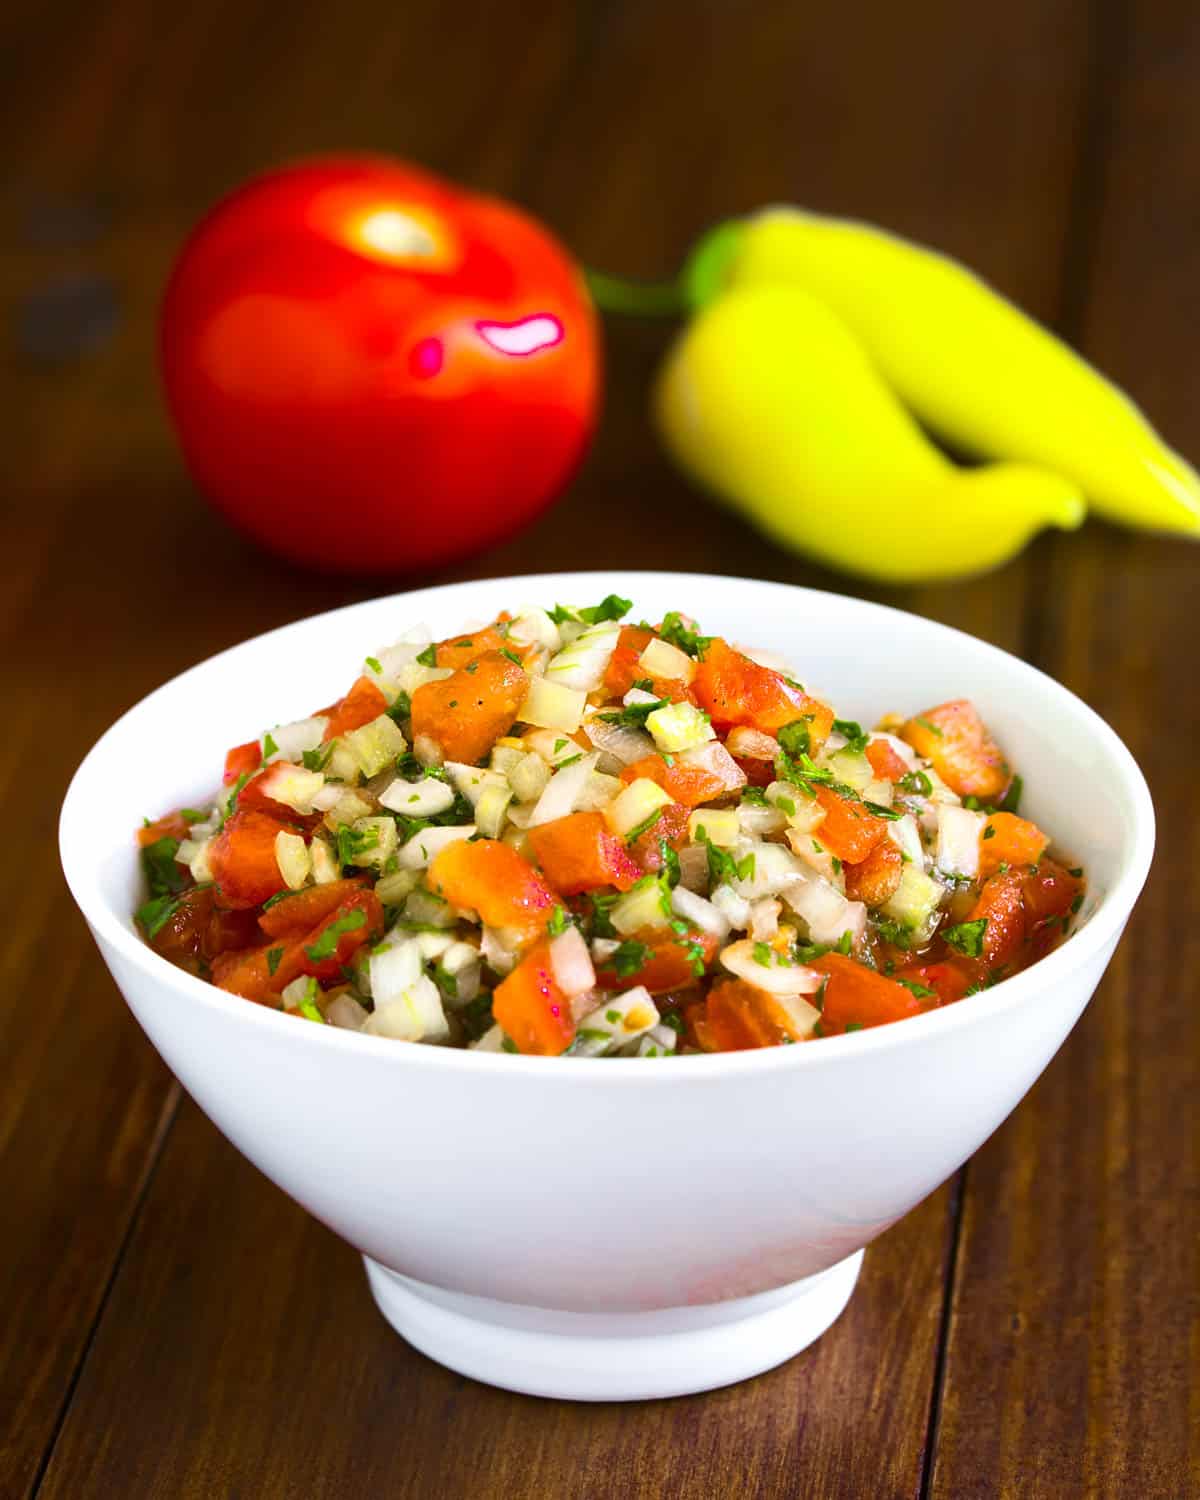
[584,268,686,317]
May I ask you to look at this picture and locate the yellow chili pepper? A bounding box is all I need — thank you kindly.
[683,209,1200,537]
[654,282,1085,582]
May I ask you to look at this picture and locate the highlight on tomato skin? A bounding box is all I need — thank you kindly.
[130,593,1088,1056]
[159,156,601,575]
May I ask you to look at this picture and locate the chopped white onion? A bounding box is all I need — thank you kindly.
[262,717,328,763]
[397,822,477,870]
[379,775,457,817]
[738,803,787,838]
[677,739,747,793]
[274,830,311,890]
[637,637,696,682]
[364,973,449,1043]
[571,987,660,1056]
[507,606,562,653]
[605,777,673,836]
[670,885,730,939]
[575,771,622,813]
[370,939,422,1005]
[527,752,600,827]
[480,924,519,976]
[519,677,587,733]
[645,701,715,754]
[442,761,508,807]
[687,807,740,846]
[711,882,752,929]
[732,840,804,898]
[724,725,778,761]
[258,762,325,814]
[935,805,986,878]
[888,813,925,868]
[326,993,367,1031]
[782,867,867,949]
[474,783,513,839]
[583,714,656,767]
[549,927,596,997]
[749,898,781,942]
[543,621,621,692]
[719,938,823,995]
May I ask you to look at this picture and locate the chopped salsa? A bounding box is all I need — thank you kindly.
[133,600,1086,1056]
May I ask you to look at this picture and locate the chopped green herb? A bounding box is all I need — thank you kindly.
[500,1036,519,1053]
[262,732,279,759]
[141,837,187,897]
[416,643,438,667]
[550,595,632,625]
[895,977,936,999]
[556,752,583,768]
[1070,892,1084,914]
[832,719,869,753]
[605,1008,622,1024]
[261,889,291,910]
[301,742,335,772]
[611,939,652,978]
[624,808,665,844]
[305,908,367,963]
[500,647,523,667]
[899,770,933,797]
[998,775,1023,815]
[983,824,997,840]
[432,965,458,1001]
[365,656,382,673]
[576,1027,611,1043]
[692,825,755,886]
[863,800,903,821]
[661,1011,685,1035]
[461,993,495,1043]
[844,1021,865,1033]
[914,716,943,737]
[180,808,208,824]
[266,946,285,976]
[631,678,654,693]
[659,841,681,888]
[831,856,842,875]
[776,720,811,759]
[1068,866,1084,878]
[337,823,381,867]
[386,691,412,725]
[598,697,668,729]
[657,610,711,658]
[553,738,568,753]
[836,931,854,956]
[588,891,619,939]
[872,916,910,950]
[942,918,988,959]
[135,893,180,940]
[741,787,768,805]
[777,796,796,816]
[297,996,326,1024]
[753,941,772,967]
[547,905,569,937]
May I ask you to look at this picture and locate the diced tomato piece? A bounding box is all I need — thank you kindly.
[979,812,1050,879]
[595,926,721,993]
[900,701,1010,801]
[865,739,911,783]
[492,940,575,1055]
[683,998,718,1052]
[321,675,389,742]
[211,943,281,1003]
[435,626,512,671]
[810,953,925,1035]
[148,887,261,976]
[411,651,527,765]
[208,809,295,909]
[813,786,889,864]
[527,812,642,895]
[964,869,1027,969]
[702,978,814,1050]
[258,877,371,937]
[620,753,728,809]
[843,838,903,906]
[279,888,384,987]
[1022,858,1084,925]
[693,637,835,744]
[733,755,775,788]
[223,740,262,786]
[892,960,973,1007]
[603,625,655,696]
[428,837,556,939]
[626,802,691,873]
[138,811,192,847]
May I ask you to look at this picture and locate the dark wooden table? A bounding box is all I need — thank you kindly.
[4,2,1198,1495]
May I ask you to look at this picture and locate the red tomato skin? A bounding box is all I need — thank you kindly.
[160,157,600,574]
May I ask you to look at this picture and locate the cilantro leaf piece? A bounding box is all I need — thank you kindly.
[942,918,988,958]
[611,940,652,977]
[141,836,188,897]
[895,977,936,999]
[657,610,712,658]
[777,720,812,759]
[598,698,668,729]
[415,643,438,667]
[998,775,1024,815]
[304,908,367,963]
[135,893,180,940]
[899,769,933,797]
[832,719,868,754]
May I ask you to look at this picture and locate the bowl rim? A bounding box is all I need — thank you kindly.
[60,569,1156,1082]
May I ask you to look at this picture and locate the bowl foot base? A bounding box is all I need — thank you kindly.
[363,1249,864,1401]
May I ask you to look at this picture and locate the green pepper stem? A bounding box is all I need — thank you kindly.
[584,268,685,317]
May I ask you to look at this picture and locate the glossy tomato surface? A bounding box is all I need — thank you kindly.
[160,157,600,572]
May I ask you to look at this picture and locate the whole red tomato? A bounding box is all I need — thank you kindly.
[160,157,600,572]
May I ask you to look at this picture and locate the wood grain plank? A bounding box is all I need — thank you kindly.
[9,1,1097,1496]
[930,4,1200,1496]
[35,1099,953,1500]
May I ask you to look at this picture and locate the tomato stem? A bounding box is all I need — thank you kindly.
[585,268,685,317]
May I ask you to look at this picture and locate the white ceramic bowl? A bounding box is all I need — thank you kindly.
[60,572,1153,1401]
